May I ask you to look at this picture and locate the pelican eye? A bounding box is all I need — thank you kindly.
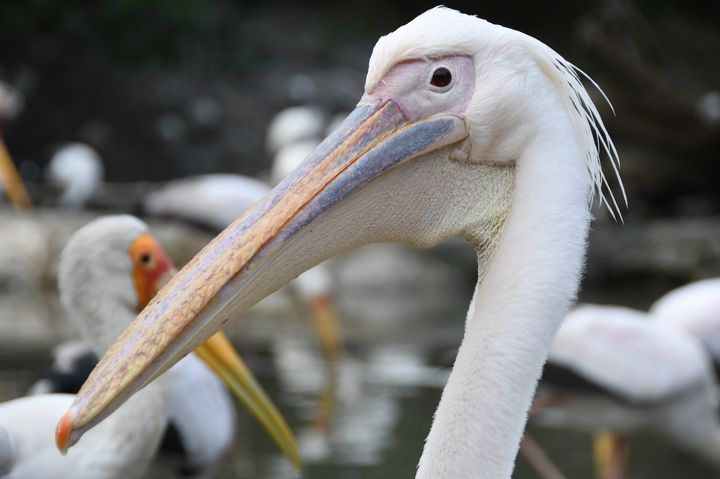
[139,252,154,267]
[430,67,452,88]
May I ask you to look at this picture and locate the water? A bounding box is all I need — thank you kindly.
[0,246,717,478]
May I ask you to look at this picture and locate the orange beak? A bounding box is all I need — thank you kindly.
[0,135,32,210]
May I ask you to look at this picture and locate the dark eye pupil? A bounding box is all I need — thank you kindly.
[430,67,452,87]
[140,253,151,265]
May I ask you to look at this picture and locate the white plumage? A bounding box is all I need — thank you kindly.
[651,278,720,359]
[162,354,236,472]
[46,143,104,208]
[0,390,166,479]
[0,80,23,122]
[28,340,237,474]
[144,174,270,230]
[548,305,710,403]
[265,106,325,156]
[0,216,204,478]
[538,304,720,470]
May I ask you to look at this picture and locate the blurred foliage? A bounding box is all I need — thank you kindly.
[0,0,716,191]
[1,0,716,67]
[0,0,218,64]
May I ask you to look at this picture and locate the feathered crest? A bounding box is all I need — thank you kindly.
[522,35,627,221]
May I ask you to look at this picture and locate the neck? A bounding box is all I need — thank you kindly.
[416,107,591,478]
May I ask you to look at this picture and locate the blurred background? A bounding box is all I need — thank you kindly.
[0,0,718,478]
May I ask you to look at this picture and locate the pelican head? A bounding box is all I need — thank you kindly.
[61,7,620,447]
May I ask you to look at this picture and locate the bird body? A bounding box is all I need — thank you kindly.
[162,353,236,472]
[46,143,104,208]
[265,106,325,156]
[548,305,710,404]
[62,8,622,478]
[651,279,720,360]
[537,304,720,472]
[144,174,270,231]
[29,340,236,474]
[0,387,166,479]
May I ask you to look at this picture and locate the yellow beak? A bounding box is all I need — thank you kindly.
[0,136,32,210]
[193,331,301,469]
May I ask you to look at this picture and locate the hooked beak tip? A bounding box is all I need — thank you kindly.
[55,409,74,455]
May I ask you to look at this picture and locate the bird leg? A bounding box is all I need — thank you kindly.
[288,289,343,432]
[519,434,568,479]
[593,432,628,479]
[308,294,345,365]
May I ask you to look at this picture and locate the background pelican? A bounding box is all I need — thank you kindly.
[46,143,105,208]
[60,7,623,478]
[0,216,298,478]
[650,278,720,358]
[536,304,720,478]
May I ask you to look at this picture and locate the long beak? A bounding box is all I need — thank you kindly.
[56,331,301,468]
[59,99,468,447]
[0,136,32,210]
[193,332,301,469]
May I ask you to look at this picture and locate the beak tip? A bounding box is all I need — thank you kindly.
[55,409,74,455]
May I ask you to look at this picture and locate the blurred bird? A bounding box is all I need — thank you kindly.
[28,339,238,476]
[0,216,299,478]
[143,174,270,231]
[650,278,720,360]
[0,216,49,291]
[0,80,23,122]
[536,305,720,478]
[265,105,325,157]
[46,143,104,208]
[63,8,624,479]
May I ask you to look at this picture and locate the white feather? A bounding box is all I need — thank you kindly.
[651,279,720,360]
[144,174,270,231]
[549,304,711,402]
[265,106,325,155]
[366,6,625,219]
[47,143,104,208]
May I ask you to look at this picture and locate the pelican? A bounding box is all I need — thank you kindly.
[46,143,104,208]
[650,278,720,358]
[0,216,299,478]
[536,304,720,478]
[60,8,623,478]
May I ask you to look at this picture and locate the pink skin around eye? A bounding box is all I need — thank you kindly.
[363,55,476,121]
